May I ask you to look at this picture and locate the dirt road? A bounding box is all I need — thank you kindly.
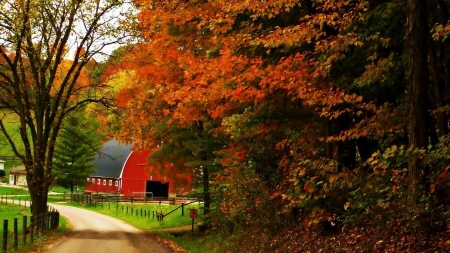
[46,204,173,253]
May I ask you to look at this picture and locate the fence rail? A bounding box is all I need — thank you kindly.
[58,192,199,205]
[0,156,19,161]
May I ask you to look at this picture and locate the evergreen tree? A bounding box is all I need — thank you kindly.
[53,113,103,194]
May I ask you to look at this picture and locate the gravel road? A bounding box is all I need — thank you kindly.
[46,204,173,253]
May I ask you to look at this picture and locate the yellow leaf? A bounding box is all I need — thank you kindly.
[344,201,350,210]
[299,191,308,199]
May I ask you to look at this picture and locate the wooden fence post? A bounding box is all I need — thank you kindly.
[30,216,34,243]
[55,211,59,229]
[3,219,8,253]
[23,216,27,245]
[13,218,18,249]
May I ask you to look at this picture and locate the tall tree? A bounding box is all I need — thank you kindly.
[0,0,134,216]
[406,0,429,206]
[53,112,103,194]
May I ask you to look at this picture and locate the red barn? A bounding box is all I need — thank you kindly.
[85,140,189,197]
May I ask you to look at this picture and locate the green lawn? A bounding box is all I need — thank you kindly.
[0,185,29,195]
[0,203,31,232]
[65,201,204,230]
[0,202,69,253]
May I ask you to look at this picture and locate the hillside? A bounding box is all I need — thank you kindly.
[0,110,25,156]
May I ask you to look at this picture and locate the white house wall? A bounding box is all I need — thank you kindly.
[9,174,27,186]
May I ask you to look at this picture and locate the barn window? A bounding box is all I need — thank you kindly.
[115,181,118,187]
[97,179,100,185]
[92,178,95,183]
[103,179,106,185]
[109,180,112,186]
[87,178,90,182]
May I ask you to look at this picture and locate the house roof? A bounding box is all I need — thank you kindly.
[9,165,26,174]
[91,140,133,179]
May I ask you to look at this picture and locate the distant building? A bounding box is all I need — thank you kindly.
[85,140,191,197]
[0,160,4,177]
[9,165,27,186]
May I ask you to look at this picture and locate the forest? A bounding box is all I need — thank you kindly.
[96,0,450,252]
[89,0,450,251]
[0,0,448,251]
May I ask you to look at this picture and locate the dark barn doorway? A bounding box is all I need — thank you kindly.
[146,181,169,198]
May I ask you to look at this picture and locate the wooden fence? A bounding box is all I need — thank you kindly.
[0,156,19,161]
[61,192,198,205]
[84,198,202,222]
[1,203,59,253]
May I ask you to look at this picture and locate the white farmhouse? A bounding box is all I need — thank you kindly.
[9,165,27,186]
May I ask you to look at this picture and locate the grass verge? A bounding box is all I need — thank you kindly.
[63,201,204,230]
[0,202,69,253]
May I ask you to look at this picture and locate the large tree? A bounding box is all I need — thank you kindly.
[0,0,134,216]
[107,0,450,250]
[53,112,103,194]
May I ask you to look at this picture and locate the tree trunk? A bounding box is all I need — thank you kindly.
[428,33,448,136]
[203,166,211,215]
[406,0,429,206]
[194,120,211,217]
[27,164,49,216]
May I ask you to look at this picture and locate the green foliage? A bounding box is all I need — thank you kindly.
[53,113,103,193]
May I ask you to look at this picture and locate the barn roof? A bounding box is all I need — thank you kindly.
[91,140,132,179]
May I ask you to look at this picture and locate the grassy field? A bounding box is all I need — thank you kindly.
[0,201,69,253]
[0,186,29,195]
[65,201,204,230]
